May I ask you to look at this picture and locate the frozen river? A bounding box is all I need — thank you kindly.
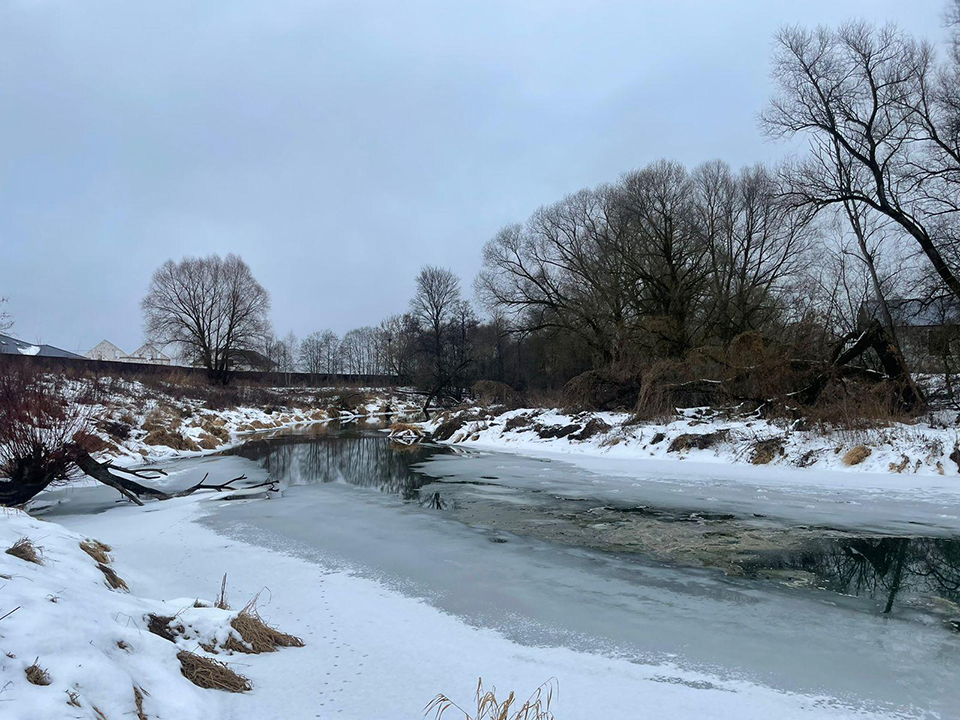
[45,426,960,718]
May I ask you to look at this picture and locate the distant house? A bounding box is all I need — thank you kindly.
[86,339,126,361]
[85,339,172,365]
[0,333,84,359]
[127,343,171,366]
[859,297,960,371]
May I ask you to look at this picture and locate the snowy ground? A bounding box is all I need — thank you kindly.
[10,449,953,719]
[424,406,960,477]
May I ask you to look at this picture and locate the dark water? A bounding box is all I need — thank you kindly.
[228,426,960,622]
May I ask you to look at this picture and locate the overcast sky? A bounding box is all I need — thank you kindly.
[0,0,950,354]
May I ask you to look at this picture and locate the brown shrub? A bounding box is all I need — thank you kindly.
[134,686,148,720]
[142,428,200,452]
[668,430,729,453]
[533,423,580,439]
[0,363,89,505]
[473,380,521,409]
[504,414,533,432]
[6,537,42,565]
[201,418,229,441]
[842,445,872,466]
[71,430,113,455]
[432,415,467,442]
[426,677,557,720]
[99,419,133,442]
[563,369,641,411]
[570,417,611,441]
[79,539,112,564]
[177,651,250,693]
[805,380,908,433]
[25,659,51,686]
[146,614,182,642]
[197,434,221,450]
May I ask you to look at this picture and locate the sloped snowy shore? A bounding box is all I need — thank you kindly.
[0,506,302,720]
[422,405,960,480]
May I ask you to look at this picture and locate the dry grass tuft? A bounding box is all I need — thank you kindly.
[98,563,128,591]
[177,651,251,693]
[134,686,148,720]
[25,658,51,686]
[668,430,729,453]
[426,677,557,720]
[146,614,182,642]
[750,438,784,465]
[6,537,42,565]
[93,706,108,720]
[842,445,872,466]
[116,639,131,652]
[228,609,304,654]
[66,689,81,707]
[79,539,112,564]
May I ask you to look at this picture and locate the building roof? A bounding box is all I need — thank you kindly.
[131,342,171,360]
[0,333,85,359]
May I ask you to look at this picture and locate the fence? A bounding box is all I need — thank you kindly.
[0,353,401,388]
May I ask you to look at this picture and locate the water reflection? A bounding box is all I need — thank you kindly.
[230,431,960,619]
[232,431,442,501]
[750,536,960,612]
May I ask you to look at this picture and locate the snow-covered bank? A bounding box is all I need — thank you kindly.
[39,457,935,720]
[63,376,421,467]
[422,406,960,483]
[0,505,301,720]
[415,407,960,536]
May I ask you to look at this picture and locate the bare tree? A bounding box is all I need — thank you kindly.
[763,21,960,302]
[477,186,636,364]
[141,254,270,383]
[693,161,814,344]
[0,297,11,333]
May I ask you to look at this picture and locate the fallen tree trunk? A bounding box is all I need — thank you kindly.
[0,444,273,508]
[790,320,923,413]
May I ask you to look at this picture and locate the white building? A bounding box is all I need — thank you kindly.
[86,339,125,361]
[128,343,171,365]
[85,340,172,366]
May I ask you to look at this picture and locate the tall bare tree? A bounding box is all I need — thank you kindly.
[141,253,270,383]
[763,20,960,302]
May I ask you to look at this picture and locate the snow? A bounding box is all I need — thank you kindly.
[23,454,954,719]
[419,408,960,534]
[0,507,256,720]
[16,345,40,356]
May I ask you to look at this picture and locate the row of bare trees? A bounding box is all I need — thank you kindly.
[478,160,814,366]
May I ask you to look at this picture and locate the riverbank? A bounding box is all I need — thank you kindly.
[420,405,960,484]
[59,375,422,467]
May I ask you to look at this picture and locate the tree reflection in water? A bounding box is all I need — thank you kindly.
[748,536,960,613]
[233,433,442,501]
